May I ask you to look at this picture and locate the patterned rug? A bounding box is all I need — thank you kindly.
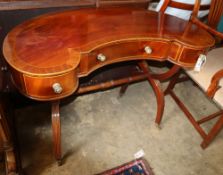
[97,158,154,175]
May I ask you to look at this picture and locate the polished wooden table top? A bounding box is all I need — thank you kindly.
[3,7,214,76]
[3,7,215,101]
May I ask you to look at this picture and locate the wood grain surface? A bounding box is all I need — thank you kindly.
[2,7,215,100]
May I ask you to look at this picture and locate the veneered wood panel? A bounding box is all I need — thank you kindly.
[178,47,204,67]
[84,40,169,76]
[2,8,215,100]
[23,70,78,100]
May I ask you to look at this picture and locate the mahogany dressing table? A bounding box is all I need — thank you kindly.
[2,7,215,165]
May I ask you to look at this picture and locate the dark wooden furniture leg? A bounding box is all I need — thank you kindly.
[0,104,17,174]
[138,61,165,127]
[152,79,164,128]
[119,84,129,97]
[51,100,62,166]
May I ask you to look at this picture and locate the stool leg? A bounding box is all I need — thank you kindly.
[201,115,223,149]
[138,61,164,127]
[51,100,62,166]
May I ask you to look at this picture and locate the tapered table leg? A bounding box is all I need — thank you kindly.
[119,84,129,97]
[138,61,164,127]
[5,149,17,175]
[0,102,18,175]
[51,100,62,166]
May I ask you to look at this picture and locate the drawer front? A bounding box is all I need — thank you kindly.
[83,40,170,74]
[178,47,205,67]
[23,70,78,101]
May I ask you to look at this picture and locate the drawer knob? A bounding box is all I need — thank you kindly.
[144,46,152,54]
[97,53,106,62]
[52,83,63,94]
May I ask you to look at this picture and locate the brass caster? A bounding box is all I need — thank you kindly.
[118,93,124,98]
[201,142,208,150]
[155,123,161,130]
[57,159,62,166]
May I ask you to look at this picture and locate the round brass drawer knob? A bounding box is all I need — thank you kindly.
[144,46,152,54]
[52,83,63,94]
[97,53,106,62]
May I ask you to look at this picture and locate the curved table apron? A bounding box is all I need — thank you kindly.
[2,7,215,165]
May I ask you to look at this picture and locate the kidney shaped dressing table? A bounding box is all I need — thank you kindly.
[2,7,215,165]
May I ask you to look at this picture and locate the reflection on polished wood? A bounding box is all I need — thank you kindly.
[3,7,214,101]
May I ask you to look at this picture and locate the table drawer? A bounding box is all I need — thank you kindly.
[178,47,204,67]
[23,70,78,100]
[85,40,170,73]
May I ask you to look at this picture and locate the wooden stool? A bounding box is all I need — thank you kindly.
[151,0,223,149]
[164,48,223,149]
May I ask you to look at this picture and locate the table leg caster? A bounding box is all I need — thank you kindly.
[137,61,164,130]
[57,159,62,166]
[155,123,161,130]
[201,142,208,149]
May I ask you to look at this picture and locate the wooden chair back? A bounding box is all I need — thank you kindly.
[158,0,223,29]
[208,0,223,29]
[158,0,223,149]
[159,0,210,13]
[158,0,223,37]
